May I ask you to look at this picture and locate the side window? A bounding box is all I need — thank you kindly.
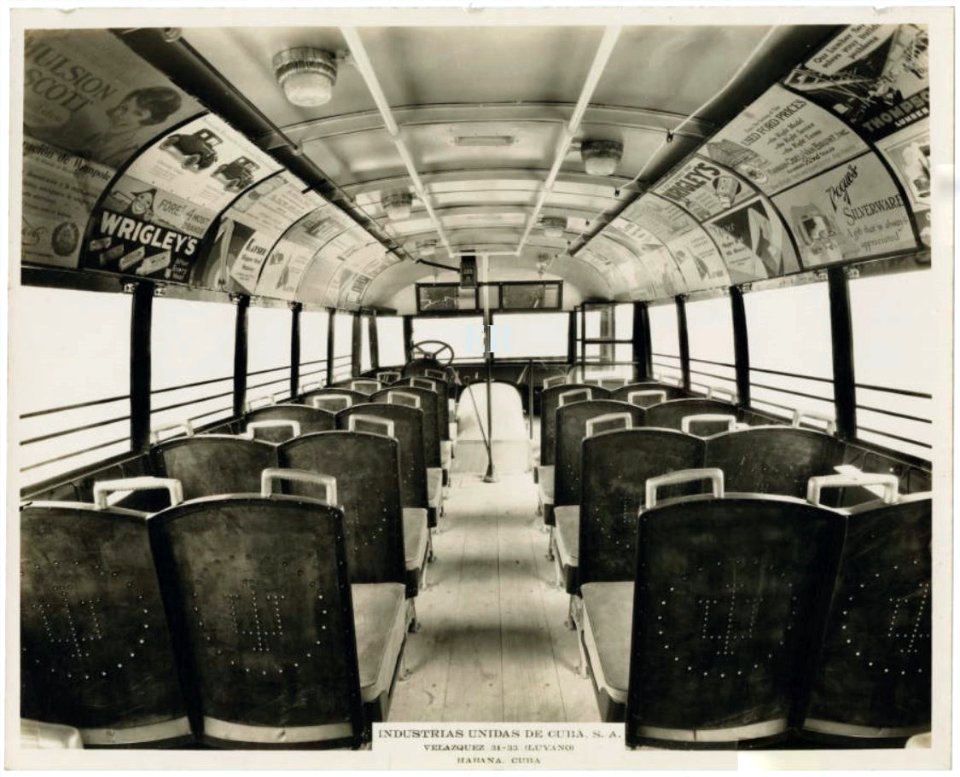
[648,302,682,386]
[745,283,835,428]
[299,309,329,391]
[152,296,236,438]
[246,305,292,406]
[376,316,406,367]
[685,295,737,400]
[16,286,132,485]
[849,271,934,460]
[332,312,354,381]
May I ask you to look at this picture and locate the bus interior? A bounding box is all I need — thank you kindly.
[9,12,945,762]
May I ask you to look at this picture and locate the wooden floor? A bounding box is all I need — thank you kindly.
[390,471,600,723]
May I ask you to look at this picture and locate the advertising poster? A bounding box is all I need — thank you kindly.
[123,114,281,218]
[81,174,211,282]
[666,228,730,290]
[620,194,698,244]
[254,206,344,296]
[772,153,916,267]
[654,155,755,221]
[203,175,323,293]
[783,24,929,142]
[21,139,114,268]
[707,197,801,281]
[702,84,867,195]
[23,30,200,170]
[877,118,930,247]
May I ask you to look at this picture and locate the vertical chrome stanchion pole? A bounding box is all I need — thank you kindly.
[528,358,534,440]
[482,253,498,483]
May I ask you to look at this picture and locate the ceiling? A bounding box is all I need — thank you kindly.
[178,23,838,308]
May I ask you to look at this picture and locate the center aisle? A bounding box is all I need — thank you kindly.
[389,473,600,723]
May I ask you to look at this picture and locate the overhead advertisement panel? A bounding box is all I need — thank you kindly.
[80,114,281,282]
[195,174,325,292]
[783,24,929,143]
[876,117,930,247]
[701,84,868,195]
[21,30,199,269]
[705,197,801,284]
[772,153,916,267]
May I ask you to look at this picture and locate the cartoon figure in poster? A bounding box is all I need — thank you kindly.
[712,175,743,209]
[80,88,183,168]
[900,139,930,201]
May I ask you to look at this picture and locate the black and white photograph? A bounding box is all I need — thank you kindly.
[4,4,954,771]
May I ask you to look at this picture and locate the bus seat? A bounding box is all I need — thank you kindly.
[401,358,444,378]
[301,387,368,408]
[153,436,278,500]
[336,404,434,529]
[644,398,739,431]
[20,493,191,747]
[348,379,383,395]
[611,382,684,403]
[801,480,931,745]
[581,473,845,744]
[374,386,447,502]
[148,490,377,748]
[539,384,612,468]
[577,429,706,590]
[277,432,427,602]
[404,376,454,444]
[376,370,402,385]
[623,389,667,408]
[704,426,844,499]
[245,404,336,438]
[543,375,567,389]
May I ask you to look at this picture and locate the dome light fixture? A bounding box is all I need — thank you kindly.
[382,190,413,221]
[581,139,623,177]
[541,216,567,239]
[273,47,338,107]
[417,238,438,257]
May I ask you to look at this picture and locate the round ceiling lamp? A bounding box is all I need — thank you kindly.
[382,190,413,221]
[273,47,338,107]
[541,216,567,239]
[581,139,623,177]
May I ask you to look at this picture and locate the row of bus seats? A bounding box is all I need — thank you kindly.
[19,367,461,748]
[534,387,931,747]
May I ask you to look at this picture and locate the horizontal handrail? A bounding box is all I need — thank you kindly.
[856,425,932,449]
[20,435,130,472]
[855,404,931,424]
[855,382,932,400]
[19,393,130,420]
[20,413,131,446]
[153,389,233,416]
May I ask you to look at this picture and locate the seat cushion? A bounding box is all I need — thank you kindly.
[538,465,555,505]
[554,505,580,567]
[402,508,429,572]
[581,582,634,704]
[440,441,453,471]
[20,719,83,749]
[427,467,443,508]
[351,583,407,703]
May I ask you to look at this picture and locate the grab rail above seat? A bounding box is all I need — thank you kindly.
[93,476,184,510]
[242,420,302,440]
[347,414,396,438]
[645,468,725,509]
[792,409,837,435]
[807,473,900,506]
[585,412,634,438]
[261,468,338,506]
[681,414,741,435]
[149,421,194,445]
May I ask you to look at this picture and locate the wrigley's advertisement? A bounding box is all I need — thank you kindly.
[703,84,867,195]
[784,24,929,142]
[654,156,755,221]
[772,153,916,267]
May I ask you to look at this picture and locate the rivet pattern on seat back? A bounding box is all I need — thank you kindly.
[278,432,406,587]
[149,497,363,745]
[580,429,705,586]
[644,399,739,431]
[704,427,844,498]
[626,498,844,744]
[372,387,441,468]
[805,496,931,733]
[154,438,278,500]
[555,400,646,506]
[336,405,428,509]
[20,504,187,739]
[246,405,336,438]
[540,384,611,466]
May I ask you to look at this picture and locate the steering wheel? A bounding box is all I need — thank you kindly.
[410,339,456,367]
